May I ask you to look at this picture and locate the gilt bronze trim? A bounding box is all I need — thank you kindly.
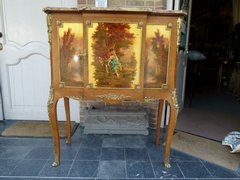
[164,154,171,168]
[47,14,52,45]
[171,88,179,119]
[96,93,131,101]
[67,96,83,101]
[52,153,59,167]
[47,86,54,108]
[144,96,159,102]
[177,17,183,54]
[47,86,54,121]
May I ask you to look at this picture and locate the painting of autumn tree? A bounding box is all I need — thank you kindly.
[60,28,76,81]
[59,25,84,87]
[90,23,138,88]
[144,26,170,88]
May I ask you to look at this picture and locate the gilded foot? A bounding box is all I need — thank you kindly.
[164,162,171,168]
[52,161,59,167]
[52,153,59,167]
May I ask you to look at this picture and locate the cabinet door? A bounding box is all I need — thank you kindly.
[144,15,180,92]
[82,12,147,102]
[57,21,85,88]
[144,23,172,89]
[86,21,143,89]
[49,12,84,122]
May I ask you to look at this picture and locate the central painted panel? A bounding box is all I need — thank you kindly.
[87,22,142,89]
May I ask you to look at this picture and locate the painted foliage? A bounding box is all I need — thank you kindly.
[58,23,84,87]
[88,22,142,88]
[144,25,170,88]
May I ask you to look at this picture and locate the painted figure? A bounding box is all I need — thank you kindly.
[108,48,122,77]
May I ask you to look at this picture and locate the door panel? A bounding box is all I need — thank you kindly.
[8,54,50,115]
[0,0,79,121]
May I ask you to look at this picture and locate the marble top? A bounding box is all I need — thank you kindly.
[43,6,187,16]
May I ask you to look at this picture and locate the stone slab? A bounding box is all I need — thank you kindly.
[83,105,149,135]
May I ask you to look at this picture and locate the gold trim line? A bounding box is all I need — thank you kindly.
[67,96,83,101]
[96,93,131,101]
[171,88,179,119]
[47,14,52,45]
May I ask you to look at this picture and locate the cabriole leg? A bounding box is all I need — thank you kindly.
[47,86,60,167]
[164,88,179,168]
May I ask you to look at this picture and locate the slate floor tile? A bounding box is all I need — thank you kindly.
[152,161,184,178]
[126,160,155,178]
[177,161,213,178]
[39,160,73,177]
[0,120,18,132]
[125,148,149,160]
[68,160,99,177]
[0,137,18,146]
[0,159,21,176]
[12,138,40,146]
[122,136,147,148]
[76,147,101,160]
[35,138,55,147]
[0,147,7,156]
[101,148,124,160]
[0,146,33,159]
[102,137,126,148]
[80,135,103,148]
[98,160,126,178]
[147,146,165,161]
[24,146,53,160]
[10,159,47,176]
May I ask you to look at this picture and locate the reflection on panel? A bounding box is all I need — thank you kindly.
[87,22,142,89]
[58,22,84,87]
[144,24,171,88]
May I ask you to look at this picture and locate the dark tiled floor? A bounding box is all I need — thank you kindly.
[0,120,240,180]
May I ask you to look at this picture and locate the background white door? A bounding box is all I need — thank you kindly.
[0,0,80,122]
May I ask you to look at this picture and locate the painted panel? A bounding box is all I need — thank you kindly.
[58,22,84,87]
[87,22,142,89]
[144,24,171,88]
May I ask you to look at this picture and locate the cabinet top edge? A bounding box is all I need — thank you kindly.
[43,6,187,16]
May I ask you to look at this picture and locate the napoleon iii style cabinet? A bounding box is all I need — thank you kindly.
[43,7,186,168]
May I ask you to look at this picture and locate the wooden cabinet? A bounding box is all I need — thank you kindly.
[44,7,186,168]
